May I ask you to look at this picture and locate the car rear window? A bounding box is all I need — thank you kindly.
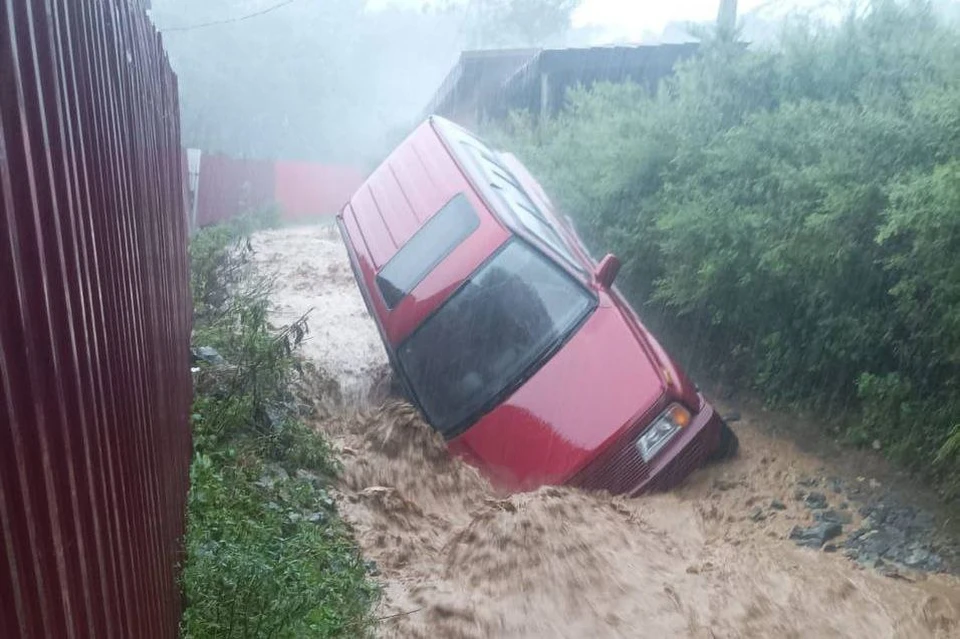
[376,193,480,308]
[397,238,596,436]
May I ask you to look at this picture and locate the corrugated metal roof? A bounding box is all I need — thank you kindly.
[424,43,700,124]
[421,48,539,120]
[491,42,699,117]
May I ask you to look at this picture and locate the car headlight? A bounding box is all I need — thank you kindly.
[635,404,691,462]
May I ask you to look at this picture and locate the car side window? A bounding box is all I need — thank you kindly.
[376,193,480,309]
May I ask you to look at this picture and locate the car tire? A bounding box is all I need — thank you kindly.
[389,371,410,401]
[712,421,739,461]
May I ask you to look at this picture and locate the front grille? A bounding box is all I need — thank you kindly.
[645,420,717,492]
[570,421,651,495]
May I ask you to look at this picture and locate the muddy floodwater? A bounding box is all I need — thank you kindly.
[251,225,960,638]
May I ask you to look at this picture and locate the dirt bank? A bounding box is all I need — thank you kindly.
[252,225,960,638]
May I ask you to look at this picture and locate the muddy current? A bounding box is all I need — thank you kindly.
[252,225,960,638]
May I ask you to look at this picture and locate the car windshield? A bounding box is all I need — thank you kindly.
[397,239,596,436]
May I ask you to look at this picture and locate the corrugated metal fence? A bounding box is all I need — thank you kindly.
[194,154,275,228]
[0,1,192,637]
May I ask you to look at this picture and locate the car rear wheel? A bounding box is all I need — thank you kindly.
[711,421,739,461]
[389,372,407,399]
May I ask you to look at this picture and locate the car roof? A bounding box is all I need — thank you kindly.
[342,118,509,345]
[347,119,470,268]
[433,117,595,278]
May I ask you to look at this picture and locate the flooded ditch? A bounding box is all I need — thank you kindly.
[252,224,960,638]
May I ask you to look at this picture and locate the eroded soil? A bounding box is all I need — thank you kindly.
[252,225,960,638]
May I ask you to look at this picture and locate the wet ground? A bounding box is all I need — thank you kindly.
[251,224,960,638]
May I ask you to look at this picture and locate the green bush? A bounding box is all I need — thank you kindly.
[496,0,960,494]
[182,221,376,637]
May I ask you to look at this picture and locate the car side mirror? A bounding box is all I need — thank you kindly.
[595,254,621,288]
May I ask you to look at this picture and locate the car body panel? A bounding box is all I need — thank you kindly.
[447,300,665,490]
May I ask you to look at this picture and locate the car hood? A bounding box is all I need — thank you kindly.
[449,300,665,491]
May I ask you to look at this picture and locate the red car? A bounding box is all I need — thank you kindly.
[337,116,736,495]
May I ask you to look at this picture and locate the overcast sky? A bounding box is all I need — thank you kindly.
[365,0,847,41]
[572,0,815,38]
[574,0,755,34]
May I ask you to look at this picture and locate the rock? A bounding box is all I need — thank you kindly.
[265,404,288,430]
[295,468,323,487]
[724,411,742,423]
[749,507,766,522]
[770,499,787,511]
[861,516,879,531]
[872,439,882,450]
[843,502,951,574]
[789,522,843,548]
[798,477,820,487]
[305,511,327,524]
[255,465,290,489]
[902,547,933,569]
[816,509,852,525]
[879,565,914,581]
[804,492,828,510]
[910,511,935,533]
[827,477,844,494]
[823,543,838,553]
[713,478,738,491]
[869,478,882,489]
[843,548,860,560]
[360,486,394,498]
[192,346,226,366]
[794,489,807,501]
[855,552,881,569]
[859,529,905,557]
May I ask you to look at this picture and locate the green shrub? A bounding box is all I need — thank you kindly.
[496,0,960,492]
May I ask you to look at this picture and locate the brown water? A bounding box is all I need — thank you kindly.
[252,225,960,638]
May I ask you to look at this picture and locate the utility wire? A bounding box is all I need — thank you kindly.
[160,0,299,33]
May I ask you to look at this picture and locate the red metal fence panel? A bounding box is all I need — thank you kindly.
[0,1,192,637]
[192,153,365,228]
[273,161,364,222]
[194,153,275,228]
